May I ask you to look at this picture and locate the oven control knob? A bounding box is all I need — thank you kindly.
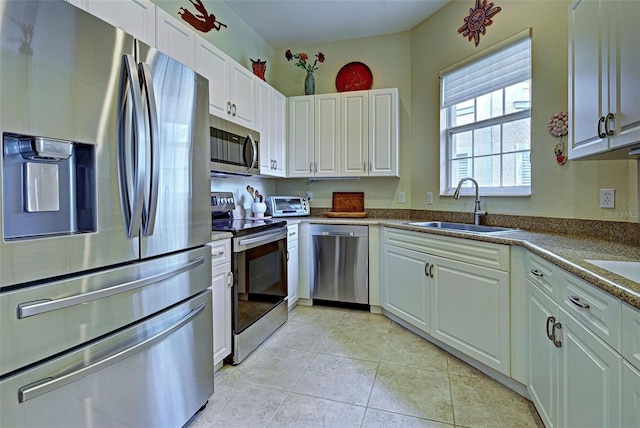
[219,197,227,204]
[227,197,235,205]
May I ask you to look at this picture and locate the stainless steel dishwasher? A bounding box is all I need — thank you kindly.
[309,224,369,309]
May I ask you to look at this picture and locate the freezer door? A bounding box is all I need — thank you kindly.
[0,290,214,428]
[136,41,211,258]
[0,246,211,376]
[0,1,139,287]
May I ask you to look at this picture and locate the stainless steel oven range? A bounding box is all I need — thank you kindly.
[211,192,288,364]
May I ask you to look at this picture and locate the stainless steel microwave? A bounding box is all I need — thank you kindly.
[266,196,310,217]
[210,116,259,176]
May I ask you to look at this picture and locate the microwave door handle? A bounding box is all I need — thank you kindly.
[138,62,159,236]
[243,135,257,172]
[117,54,145,238]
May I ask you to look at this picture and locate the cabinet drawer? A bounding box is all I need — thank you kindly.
[622,302,640,371]
[287,224,299,243]
[526,252,560,299]
[559,271,621,351]
[384,228,509,271]
[209,239,231,268]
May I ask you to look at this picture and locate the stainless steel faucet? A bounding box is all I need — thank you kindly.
[453,177,487,225]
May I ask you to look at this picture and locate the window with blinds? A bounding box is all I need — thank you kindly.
[440,31,532,196]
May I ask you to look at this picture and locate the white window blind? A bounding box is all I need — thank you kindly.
[441,36,531,108]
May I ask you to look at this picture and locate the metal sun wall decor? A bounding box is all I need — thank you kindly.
[458,0,501,47]
[179,0,227,33]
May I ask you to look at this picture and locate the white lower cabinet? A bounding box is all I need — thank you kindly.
[623,360,640,427]
[380,228,510,375]
[557,307,621,427]
[287,224,299,308]
[527,253,623,428]
[430,254,510,375]
[208,239,232,369]
[381,244,430,332]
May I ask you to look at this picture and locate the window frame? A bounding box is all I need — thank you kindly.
[439,30,532,197]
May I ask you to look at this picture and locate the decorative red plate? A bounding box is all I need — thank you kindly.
[335,62,373,92]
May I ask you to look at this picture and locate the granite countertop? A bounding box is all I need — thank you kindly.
[212,216,640,310]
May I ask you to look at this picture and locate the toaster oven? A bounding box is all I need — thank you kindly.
[266,196,310,217]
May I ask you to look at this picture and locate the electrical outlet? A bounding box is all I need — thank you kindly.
[427,192,433,205]
[398,192,406,203]
[600,189,615,208]
[305,192,312,201]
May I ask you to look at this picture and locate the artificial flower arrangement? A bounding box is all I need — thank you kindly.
[284,49,325,72]
[548,111,569,165]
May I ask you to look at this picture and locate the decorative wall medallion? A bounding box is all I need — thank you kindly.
[458,0,501,47]
[179,0,227,33]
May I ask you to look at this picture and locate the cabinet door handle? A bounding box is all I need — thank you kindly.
[598,116,606,138]
[569,295,590,310]
[309,163,313,173]
[227,101,232,115]
[552,321,562,348]
[363,162,367,172]
[425,262,430,277]
[429,263,434,278]
[231,103,237,116]
[530,268,543,277]
[604,112,614,136]
[212,251,224,257]
[546,316,555,341]
[369,161,372,171]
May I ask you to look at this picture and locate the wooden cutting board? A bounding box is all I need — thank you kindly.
[332,192,364,212]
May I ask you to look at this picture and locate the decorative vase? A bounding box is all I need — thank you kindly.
[251,58,266,81]
[304,70,315,95]
[251,202,267,218]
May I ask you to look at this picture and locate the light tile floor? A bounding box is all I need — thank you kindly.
[188,305,543,428]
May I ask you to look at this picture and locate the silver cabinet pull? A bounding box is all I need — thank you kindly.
[17,257,205,318]
[425,262,429,277]
[227,271,234,287]
[569,295,590,309]
[18,303,205,402]
[530,268,543,277]
[310,163,313,173]
[231,103,237,116]
[604,112,614,136]
[227,101,232,115]
[552,321,562,348]
[546,316,555,341]
[429,263,434,278]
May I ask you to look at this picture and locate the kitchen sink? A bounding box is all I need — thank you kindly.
[405,221,516,234]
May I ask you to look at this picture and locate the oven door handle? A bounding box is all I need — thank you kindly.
[238,232,283,246]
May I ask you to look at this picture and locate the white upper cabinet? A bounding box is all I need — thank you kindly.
[194,37,255,128]
[341,90,369,176]
[314,94,341,177]
[569,0,640,159]
[194,36,230,119]
[66,0,156,46]
[256,79,286,177]
[288,88,399,178]
[155,6,194,68]
[288,96,315,177]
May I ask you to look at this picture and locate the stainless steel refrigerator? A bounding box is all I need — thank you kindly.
[0,1,213,426]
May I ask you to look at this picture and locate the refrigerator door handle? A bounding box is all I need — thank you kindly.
[17,256,205,319]
[117,54,146,239]
[138,62,160,236]
[17,303,206,403]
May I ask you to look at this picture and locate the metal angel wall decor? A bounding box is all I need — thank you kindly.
[179,0,227,33]
[458,0,501,47]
